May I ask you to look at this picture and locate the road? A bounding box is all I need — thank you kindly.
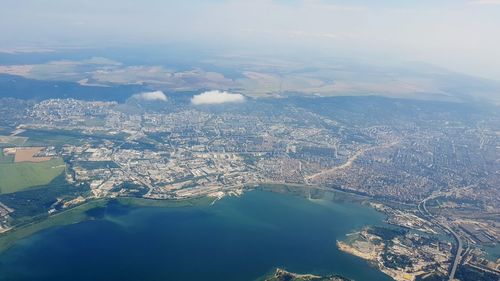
[305,141,400,182]
[110,141,159,197]
[418,195,463,281]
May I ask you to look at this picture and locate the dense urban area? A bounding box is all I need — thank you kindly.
[0,96,498,281]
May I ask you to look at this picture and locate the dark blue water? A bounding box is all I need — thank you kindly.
[0,191,392,281]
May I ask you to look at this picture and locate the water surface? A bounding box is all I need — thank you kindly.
[0,191,392,281]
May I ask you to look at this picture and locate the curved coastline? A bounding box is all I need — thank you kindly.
[0,184,375,253]
[0,187,393,281]
[0,195,214,253]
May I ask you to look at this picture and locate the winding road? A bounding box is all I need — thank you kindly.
[418,195,463,281]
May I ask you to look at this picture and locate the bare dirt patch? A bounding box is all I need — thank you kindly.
[14,147,52,163]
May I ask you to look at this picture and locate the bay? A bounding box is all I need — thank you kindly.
[0,190,392,281]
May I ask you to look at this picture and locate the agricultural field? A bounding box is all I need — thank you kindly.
[13,147,51,163]
[0,135,28,147]
[0,158,66,194]
[20,129,83,147]
[0,149,14,164]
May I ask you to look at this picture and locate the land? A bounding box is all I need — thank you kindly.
[337,227,452,281]
[0,94,498,280]
[0,149,13,163]
[13,147,52,162]
[0,157,65,194]
[0,135,27,147]
[1,51,500,104]
[264,268,350,281]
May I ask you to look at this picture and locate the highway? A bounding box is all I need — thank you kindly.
[418,196,463,281]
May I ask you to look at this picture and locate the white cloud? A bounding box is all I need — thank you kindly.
[132,90,167,101]
[191,90,245,105]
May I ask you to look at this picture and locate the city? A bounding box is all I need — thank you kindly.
[0,95,498,281]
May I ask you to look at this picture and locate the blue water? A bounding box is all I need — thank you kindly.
[0,191,392,281]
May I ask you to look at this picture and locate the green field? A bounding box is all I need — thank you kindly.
[0,150,14,164]
[0,158,66,194]
[20,129,129,147]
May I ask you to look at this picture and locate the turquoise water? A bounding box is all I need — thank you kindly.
[0,191,392,281]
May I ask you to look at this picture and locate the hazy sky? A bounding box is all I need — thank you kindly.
[1,0,500,80]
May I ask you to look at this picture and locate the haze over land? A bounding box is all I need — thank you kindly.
[1,1,500,104]
[1,0,500,81]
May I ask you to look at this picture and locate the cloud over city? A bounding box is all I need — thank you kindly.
[131,91,167,102]
[191,90,245,105]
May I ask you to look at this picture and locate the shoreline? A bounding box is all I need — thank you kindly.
[0,198,109,252]
[337,234,427,281]
[0,185,392,281]
[262,268,351,281]
[0,195,214,253]
[0,184,377,253]
[0,183,380,253]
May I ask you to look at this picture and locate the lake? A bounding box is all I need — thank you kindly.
[0,190,392,281]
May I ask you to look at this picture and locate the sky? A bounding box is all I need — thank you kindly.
[1,0,500,80]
